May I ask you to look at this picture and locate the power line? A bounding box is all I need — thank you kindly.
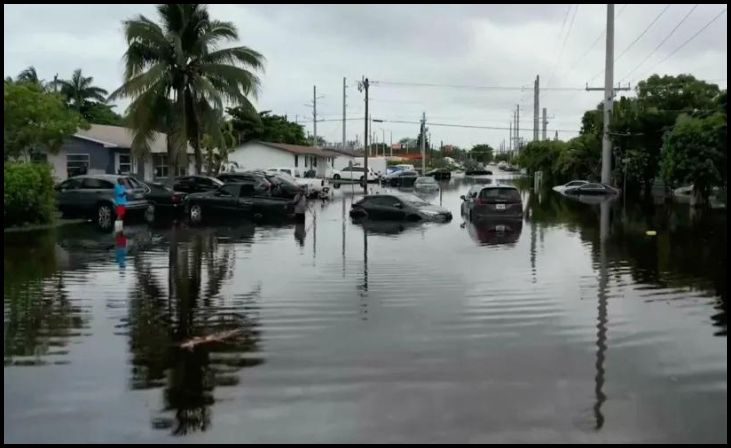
[567,4,629,76]
[378,118,581,134]
[620,4,699,82]
[547,4,580,88]
[588,4,672,83]
[376,80,584,91]
[639,7,727,79]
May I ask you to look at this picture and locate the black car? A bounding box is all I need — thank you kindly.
[173,175,224,194]
[465,169,493,176]
[426,169,451,181]
[139,181,187,221]
[185,183,294,224]
[260,171,303,199]
[217,172,272,194]
[383,170,419,187]
[349,194,452,222]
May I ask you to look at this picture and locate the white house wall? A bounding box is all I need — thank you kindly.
[228,143,296,171]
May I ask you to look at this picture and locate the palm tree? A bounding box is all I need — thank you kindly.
[16,66,41,85]
[110,4,264,175]
[54,68,108,110]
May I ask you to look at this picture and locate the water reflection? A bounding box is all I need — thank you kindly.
[125,224,263,436]
[462,219,523,246]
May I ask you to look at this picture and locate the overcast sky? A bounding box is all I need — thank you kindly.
[4,4,727,149]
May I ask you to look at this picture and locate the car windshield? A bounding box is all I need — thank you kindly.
[398,194,430,207]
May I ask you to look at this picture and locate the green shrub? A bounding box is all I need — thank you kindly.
[4,163,56,228]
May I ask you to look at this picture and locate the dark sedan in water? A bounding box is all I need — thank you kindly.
[140,181,187,221]
[563,182,620,195]
[350,193,452,222]
[185,183,294,224]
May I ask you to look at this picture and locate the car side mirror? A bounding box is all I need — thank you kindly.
[460,195,466,200]
[394,202,403,208]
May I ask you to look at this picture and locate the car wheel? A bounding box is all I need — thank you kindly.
[96,203,113,230]
[145,204,156,223]
[189,204,203,224]
[333,174,341,180]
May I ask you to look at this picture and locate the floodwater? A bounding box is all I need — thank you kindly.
[4,176,727,443]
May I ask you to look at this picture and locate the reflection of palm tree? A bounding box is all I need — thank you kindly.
[127,226,262,435]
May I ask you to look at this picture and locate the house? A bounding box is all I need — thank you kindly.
[227,141,342,178]
[41,124,194,182]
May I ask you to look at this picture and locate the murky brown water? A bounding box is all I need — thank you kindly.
[4,177,727,443]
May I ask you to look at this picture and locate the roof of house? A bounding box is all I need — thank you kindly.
[241,141,343,158]
[73,124,193,154]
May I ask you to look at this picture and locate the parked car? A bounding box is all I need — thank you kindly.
[383,170,418,187]
[553,180,590,193]
[139,180,187,221]
[563,183,619,195]
[465,169,493,176]
[218,172,273,194]
[349,193,452,222]
[185,183,294,224]
[461,185,523,221]
[331,166,379,182]
[266,167,329,198]
[172,175,224,194]
[55,174,148,229]
[414,176,440,192]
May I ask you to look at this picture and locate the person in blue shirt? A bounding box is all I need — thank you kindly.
[114,178,128,221]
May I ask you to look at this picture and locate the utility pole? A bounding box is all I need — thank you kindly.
[358,77,369,194]
[390,131,393,157]
[533,75,539,142]
[542,108,547,140]
[601,4,614,184]
[381,128,385,157]
[342,77,346,150]
[420,112,426,174]
[516,104,520,152]
[584,5,630,185]
[313,85,317,147]
[509,119,512,151]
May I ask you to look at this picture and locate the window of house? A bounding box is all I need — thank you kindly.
[313,157,318,167]
[118,154,131,174]
[67,154,90,177]
[294,155,299,167]
[153,154,169,179]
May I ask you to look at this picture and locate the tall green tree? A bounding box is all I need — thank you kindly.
[228,109,306,145]
[469,144,494,164]
[54,69,108,111]
[4,81,86,160]
[110,4,265,175]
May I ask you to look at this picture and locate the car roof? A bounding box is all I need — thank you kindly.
[71,174,127,181]
[480,185,518,190]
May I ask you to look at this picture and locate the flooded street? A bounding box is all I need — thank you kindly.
[4,178,727,443]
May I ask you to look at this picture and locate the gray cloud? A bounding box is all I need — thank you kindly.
[4,4,727,148]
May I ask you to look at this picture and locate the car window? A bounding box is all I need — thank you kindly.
[479,187,521,202]
[369,196,399,207]
[58,178,81,190]
[81,178,114,189]
[567,181,586,187]
[583,183,603,189]
[220,185,239,197]
[239,184,256,197]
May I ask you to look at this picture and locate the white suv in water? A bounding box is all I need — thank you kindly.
[330,165,379,182]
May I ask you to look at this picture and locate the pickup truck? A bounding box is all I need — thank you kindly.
[184,183,294,224]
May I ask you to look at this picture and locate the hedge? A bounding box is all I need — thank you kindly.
[4,163,56,228]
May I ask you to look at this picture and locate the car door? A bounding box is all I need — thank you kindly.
[173,177,193,193]
[80,177,114,212]
[210,185,239,213]
[56,178,82,212]
[383,196,407,220]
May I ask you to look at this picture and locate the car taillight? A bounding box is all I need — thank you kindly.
[172,194,183,203]
[475,197,485,205]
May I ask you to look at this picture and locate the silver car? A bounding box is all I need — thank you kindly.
[55,174,149,229]
[461,185,523,221]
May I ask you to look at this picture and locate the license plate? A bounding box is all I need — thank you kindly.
[496,204,506,210]
[496,225,506,232]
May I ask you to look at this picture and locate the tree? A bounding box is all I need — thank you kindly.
[228,109,307,145]
[660,111,726,205]
[554,134,601,182]
[15,66,45,88]
[469,144,494,164]
[4,81,86,160]
[54,68,108,111]
[202,118,236,175]
[516,140,564,177]
[82,102,123,125]
[110,4,265,175]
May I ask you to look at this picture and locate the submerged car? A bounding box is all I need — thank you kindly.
[414,176,440,191]
[383,170,418,187]
[350,193,452,222]
[461,185,523,221]
[563,182,619,195]
[185,183,294,224]
[552,180,590,193]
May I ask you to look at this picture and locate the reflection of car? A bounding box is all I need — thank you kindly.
[465,219,523,246]
[140,181,187,221]
[55,174,148,229]
[564,183,619,195]
[173,175,224,194]
[383,170,418,187]
[461,185,523,221]
[350,193,452,222]
[185,183,294,224]
[354,220,422,236]
[414,176,440,191]
[552,180,589,193]
[331,166,379,182]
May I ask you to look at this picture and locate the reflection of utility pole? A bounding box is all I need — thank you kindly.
[420,112,427,174]
[594,199,610,429]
